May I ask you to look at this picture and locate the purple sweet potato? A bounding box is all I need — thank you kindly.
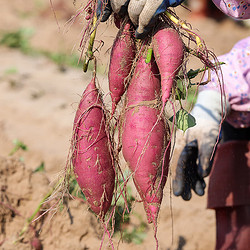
[72,76,115,217]
[109,21,136,112]
[122,53,170,224]
[152,27,184,105]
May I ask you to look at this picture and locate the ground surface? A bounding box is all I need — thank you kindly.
[0,1,249,249]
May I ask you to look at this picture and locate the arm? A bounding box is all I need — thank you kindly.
[212,0,250,19]
[173,37,250,200]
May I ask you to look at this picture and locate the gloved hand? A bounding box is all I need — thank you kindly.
[172,90,230,200]
[97,0,129,24]
[97,0,184,38]
[128,0,184,38]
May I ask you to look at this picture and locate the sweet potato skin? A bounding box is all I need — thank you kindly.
[72,77,115,216]
[122,55,170,224]
[109,22,136,112]
[152,27,184,104]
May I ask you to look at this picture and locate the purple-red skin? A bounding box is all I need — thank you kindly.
[109,21,136,113]
[122,55,170,224]
[72,77,115,217]
[152,27,184,104]
[30,237,42,250]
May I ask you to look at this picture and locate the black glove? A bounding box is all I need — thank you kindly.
[173,140,207,200]
[96,0,129,22]
[172,90,229,200]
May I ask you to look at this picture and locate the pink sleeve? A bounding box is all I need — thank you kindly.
[212,0,250,19]
[201,37,250,128]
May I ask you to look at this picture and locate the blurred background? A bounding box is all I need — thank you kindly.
[0,0,248,249]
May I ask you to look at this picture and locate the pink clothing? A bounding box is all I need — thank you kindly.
[201,36,250,128]
[212,0,250,19]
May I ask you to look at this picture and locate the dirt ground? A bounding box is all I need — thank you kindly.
[0,1,249,249]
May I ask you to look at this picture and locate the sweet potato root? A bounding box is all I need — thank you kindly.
[152,27,184,105]
[122,53,170,224]
[109,21,136,112]
[72,76,115,217]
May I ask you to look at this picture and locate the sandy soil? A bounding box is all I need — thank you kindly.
[0,1,249,249]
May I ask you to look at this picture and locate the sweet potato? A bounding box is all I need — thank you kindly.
[109,21,136,113]
[122,53,170,224]
[152,27,184,104]
[72,76,115,217]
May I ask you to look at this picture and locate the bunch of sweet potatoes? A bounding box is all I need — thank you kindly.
[70,20,184,227]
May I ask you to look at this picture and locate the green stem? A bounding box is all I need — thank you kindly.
[175,88,183,108]
[145,48,153,64]
[186,62,225,87]
[164,11,202,48]
[9,147,18,156]
[19,177,63,237]
[19,190,52,237]
[83,15,97,72]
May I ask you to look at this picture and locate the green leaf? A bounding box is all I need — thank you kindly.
[4,67,18,75]
[33,162,45,173]
[14,139,28,150]
[0,28,33,53]
[9,139,28,156]
[187,68,201,79]
[169,109,196,132]
[123,225,147,244]
[187,62,225,81]
[68,178,86,200]
[132,231,147,245]
[175,79,187,100]
[187,87,198,104]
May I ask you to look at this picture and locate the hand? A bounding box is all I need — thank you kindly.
[173,140,206,201]
[97,0,129,23]
[172,90,229,200]
[97,0,184,38]
[128,0,184,38]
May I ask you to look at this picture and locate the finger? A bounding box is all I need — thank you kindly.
[136,0,168,36]
[181,181,192,201]
[173,178,184,196]
[135,0,185,38]
[173,150,188,196]
[173,151,186,196]
[97,0,112,21]
[198,128,219,177]
[101,7,112,22]
[198,144,215,178]
[135,26,151,39]
[186,157,206,196]
[173,140,198,196]
[198,155,211,177]
[193,179,206,196]
[128,0,146,26]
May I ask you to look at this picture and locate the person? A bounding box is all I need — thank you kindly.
[97,1,250,249]
[97,0,250,38]
[172,37,250,249]
[212,0,250,20]
[188,0,250,20]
